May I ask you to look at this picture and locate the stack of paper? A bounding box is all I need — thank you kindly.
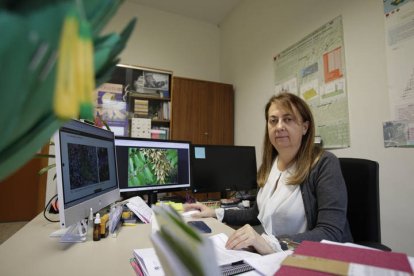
[131,248,164,276]
[130,205,289,275]
[126,196,153,224]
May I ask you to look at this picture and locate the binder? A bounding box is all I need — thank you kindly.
[277,241,412,275]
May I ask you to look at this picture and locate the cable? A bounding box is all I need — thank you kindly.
[43,194,60,223]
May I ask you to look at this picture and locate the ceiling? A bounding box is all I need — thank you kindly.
[128,0,243,25]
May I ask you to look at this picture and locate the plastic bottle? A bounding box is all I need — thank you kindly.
[93,213,101,241]
[87,208,94,241]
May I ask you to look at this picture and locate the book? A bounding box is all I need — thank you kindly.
[159,127,170,139]
[277,240,413,275]
[95,94,127,121]
[150,129,167,140]
[130,118,151,138]
[132,248,164,276]
[95,82,128,134]
[134,99,149,117]
[105,120,129,136]
[129,258,144,276]
[98,82,123,93]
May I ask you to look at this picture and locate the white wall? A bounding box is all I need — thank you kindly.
[103,0,221,81]
[220,0,414,255]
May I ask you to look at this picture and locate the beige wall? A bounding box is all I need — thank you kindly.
[220,0,414,255]
[104,0,221,81]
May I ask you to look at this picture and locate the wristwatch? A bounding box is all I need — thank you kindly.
[279,238,299,251]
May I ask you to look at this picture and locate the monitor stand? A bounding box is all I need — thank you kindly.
[147,192,158,207]
[49,219,88,243]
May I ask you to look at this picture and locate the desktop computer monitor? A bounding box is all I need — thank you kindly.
[191,144,258,198]
[114,137,191,205]
[54,120,120,231]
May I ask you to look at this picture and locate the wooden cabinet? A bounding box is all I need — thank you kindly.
[171,77,234,145]
[0,144,49,222]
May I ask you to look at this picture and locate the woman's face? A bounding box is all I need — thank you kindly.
[267,102,309,155]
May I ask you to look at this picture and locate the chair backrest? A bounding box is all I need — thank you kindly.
[338,158,381,244]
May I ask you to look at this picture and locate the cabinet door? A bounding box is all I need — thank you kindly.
[208,82,234,145]
[171,77,234,145]
[0,144,49,222]
[171,78,207,143]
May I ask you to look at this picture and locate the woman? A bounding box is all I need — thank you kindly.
[185,92,352,254]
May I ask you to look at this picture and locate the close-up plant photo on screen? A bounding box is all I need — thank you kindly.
[128,148,178,186]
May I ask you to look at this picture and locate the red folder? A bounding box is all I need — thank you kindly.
[276,241,412,275]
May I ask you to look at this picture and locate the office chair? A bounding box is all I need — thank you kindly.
[338,158,391,251]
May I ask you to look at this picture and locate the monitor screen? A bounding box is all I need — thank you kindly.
[191,144,258,195]
[114,137,191,205]
[54,120,120,229]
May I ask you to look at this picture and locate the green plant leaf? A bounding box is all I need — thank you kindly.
[38,163,56,175]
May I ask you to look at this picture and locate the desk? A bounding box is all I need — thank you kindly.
[2,214,414,276]
[0,213,235,276]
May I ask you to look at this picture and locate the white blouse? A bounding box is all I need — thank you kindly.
[257,159,307,236]
[256,159,307,251]
[215,158,307,252]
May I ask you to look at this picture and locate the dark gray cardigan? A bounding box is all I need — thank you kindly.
[222,151,353,243]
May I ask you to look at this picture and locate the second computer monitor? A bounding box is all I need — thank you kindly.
[115,137,191,205]
[191,144,258,195]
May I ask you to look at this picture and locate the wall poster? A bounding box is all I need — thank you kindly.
[382,0,414,148]
[273,16,350,149]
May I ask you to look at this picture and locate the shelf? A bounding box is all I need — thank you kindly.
[101,64,173,139]
[129,93,170,101]
[151,119,170,123]
[130,114,170,123]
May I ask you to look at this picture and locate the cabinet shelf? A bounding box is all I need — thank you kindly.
[131,115,170,123]
[128,93,171,101]
[151,119,170,123]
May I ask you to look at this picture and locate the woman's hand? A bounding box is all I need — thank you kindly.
[183,203,216,218]
[225,224,275,255]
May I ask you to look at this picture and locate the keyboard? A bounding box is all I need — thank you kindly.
[198,200,221,209]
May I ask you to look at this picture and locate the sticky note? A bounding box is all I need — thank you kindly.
[194,147,206,159]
